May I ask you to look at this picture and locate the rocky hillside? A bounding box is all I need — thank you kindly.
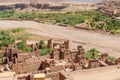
[0,0,69,10]
[97,0,120,16]
[97,0,120,8]
[0,0,67,4]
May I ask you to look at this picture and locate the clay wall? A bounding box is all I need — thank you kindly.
[46,72,59,80]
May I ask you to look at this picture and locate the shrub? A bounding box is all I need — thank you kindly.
[17,35,29,40]
[0,31,15,48]
[40,48,52,56]
[16,41,32,52]
[18,12,36,19]
[0,10,15,18]
[85,48,100,60]
[23,47,32,52]
[11,28,24,33]
[16,42,26,50]
[108,56,116,63]
[90,22,96,29]
[39,40,47,49]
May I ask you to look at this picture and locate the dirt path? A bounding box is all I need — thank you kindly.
[0,20,120,57]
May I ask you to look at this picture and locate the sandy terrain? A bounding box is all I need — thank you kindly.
[0,0,66,4]
[0,20,120,57]
[0,0,71,6]
[68,65,120,80]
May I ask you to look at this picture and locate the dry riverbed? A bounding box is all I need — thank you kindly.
[0,20,120,57]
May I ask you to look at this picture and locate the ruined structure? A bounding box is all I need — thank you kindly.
[1,39,120,80]
[31,43,39,54]
[88,60,100,68]
[101,53,109,62]
[48,39,70,50]
[2,47,20,64]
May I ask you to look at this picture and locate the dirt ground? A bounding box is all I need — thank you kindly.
[67,65,120,80]
[1,20,120,80]
[0,20,120,58]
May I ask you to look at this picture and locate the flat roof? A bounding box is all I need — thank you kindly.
[0,72,15,77]
[34,73,46,78]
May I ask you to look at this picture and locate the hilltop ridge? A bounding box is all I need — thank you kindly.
[0,0,67,4]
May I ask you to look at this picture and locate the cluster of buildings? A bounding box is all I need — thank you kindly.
[97,0,120,16]
[0,39,120,80]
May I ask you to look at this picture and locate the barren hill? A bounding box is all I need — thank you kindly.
[0,0,69,11]
[0,0,67,4]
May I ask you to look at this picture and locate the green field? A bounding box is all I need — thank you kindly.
[0,10,120,34]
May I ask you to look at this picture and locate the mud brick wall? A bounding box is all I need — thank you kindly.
[88,60,100,68]
[50,49,59,60]
[79,57,87,65]
[48,39,70,50]
[46,72,59,80]
[101,53,109,62]
[50,65,65,72]
[64,50,71,61]
[11,57,42,74]
[116,58,120,65]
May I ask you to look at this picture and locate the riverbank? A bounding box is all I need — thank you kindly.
[1,20,120,58]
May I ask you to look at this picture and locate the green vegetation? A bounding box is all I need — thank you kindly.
[85,48,100,60]
[0,28,29,48]
[0,10,120,33]
[17,34,29,41]
[0,31,15,48]
[40,48,52,56]
[11,28,25,33]
[39,40,47,49]
[18,12,36,20]
[0,10,15,18]
[108,56,116,63]
[16,42,25,50]
[0,28,52,56]
[38,40,51,56]
[16,42,32,52]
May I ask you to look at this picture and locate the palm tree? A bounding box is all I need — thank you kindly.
[39,40,46,49]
